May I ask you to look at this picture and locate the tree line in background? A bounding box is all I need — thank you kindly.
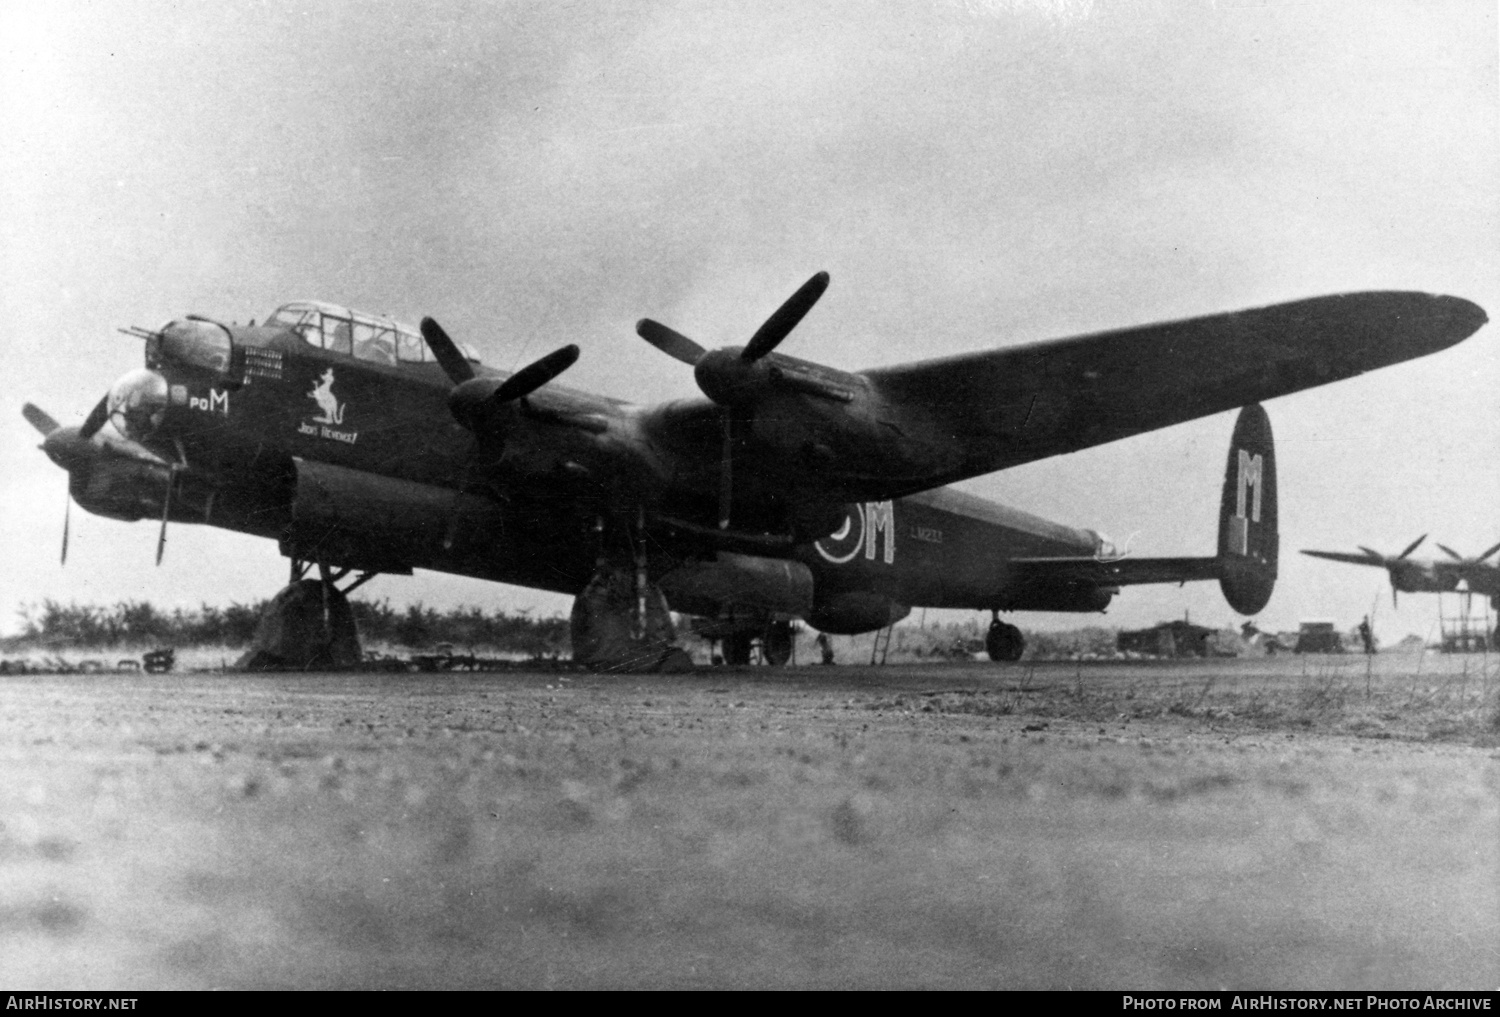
[7,601,1249,662]
[9,599,570,656]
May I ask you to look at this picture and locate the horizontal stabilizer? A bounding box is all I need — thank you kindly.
[1002,404,1278,615]
[1004,555,1224,588]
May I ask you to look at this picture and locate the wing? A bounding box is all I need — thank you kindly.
[863,291,1484,486]
[1300,550,1389,568]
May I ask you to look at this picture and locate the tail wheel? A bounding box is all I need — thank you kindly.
[762,621,794,666]
[986,620,1024,662]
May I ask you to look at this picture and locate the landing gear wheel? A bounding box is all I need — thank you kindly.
[236,579,362,670]
[762,621,794,666]
[723,632,754,666]
[570,565,682,672]
[986,620,1024,662]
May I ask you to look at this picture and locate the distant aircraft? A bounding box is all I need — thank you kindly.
[1302,536,1500,608]
[23,276,1486,670]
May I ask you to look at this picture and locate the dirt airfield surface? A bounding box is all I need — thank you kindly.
[1,653,1496,990]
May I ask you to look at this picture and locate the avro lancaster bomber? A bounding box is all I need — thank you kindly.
[1303,536,1500,609]
[25,275,1487,669]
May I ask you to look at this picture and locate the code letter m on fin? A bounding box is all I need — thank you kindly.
[1228,448,1263,556]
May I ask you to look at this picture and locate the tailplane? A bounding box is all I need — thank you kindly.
[1217,403,1278,614]
[988,402,1280,616]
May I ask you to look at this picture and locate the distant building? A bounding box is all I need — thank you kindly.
[1117,620,1225,658]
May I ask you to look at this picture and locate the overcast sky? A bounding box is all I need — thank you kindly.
[1,0,1495,640]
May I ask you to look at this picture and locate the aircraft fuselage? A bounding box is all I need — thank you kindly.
[86,314,1109,626]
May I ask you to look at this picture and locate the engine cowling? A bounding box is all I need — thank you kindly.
[808,591,910,635]
[69,458,172,522]
[658,553,814,619]
[280,458,502,574]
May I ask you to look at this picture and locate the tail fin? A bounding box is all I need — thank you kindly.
[1217,403,1278,614]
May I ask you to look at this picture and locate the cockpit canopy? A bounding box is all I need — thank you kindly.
[265,301,481,367]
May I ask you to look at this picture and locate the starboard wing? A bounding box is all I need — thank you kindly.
[862,291,1484,485]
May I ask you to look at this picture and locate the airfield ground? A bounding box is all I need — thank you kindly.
[1,654,1496,990]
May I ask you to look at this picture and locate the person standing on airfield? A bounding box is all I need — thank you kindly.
[1358,616,1376,655]
[815,631,836,665]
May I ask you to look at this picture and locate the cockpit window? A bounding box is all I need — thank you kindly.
[323,316,352,355]
[268,306,321,345]
[396,328,425,363]
[267,303,438,366]
[352,318,397,365]
[266,307,308,329]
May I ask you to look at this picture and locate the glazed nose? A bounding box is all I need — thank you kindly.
[105,367,169,442]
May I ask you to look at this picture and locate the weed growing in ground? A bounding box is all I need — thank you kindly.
[941,654,1500,745]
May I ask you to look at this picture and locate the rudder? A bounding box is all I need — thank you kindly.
[1217,403,1278,614]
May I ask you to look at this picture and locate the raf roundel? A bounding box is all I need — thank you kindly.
[815,505,866,564]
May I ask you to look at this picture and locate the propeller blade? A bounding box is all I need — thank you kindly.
[1398,534,1427,559]
[61,490,71,566]
[420,317,476,385]
[1356,546,1387,563]
[155,468,174,566]
[23,403,61,437]
[1437,543,1465,562]
[1392,584,1398,609]
[743,271,830,362]
[492,345,580,403]
[78,395,110,440]
[1477,540,1500,563]
[719,414,734,530]
[637,319,707,366]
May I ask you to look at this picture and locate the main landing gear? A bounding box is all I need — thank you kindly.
[570,511,692,673]
[238,561,377,670]
[762,620,794,666]
[718,620,794,666]
[986,612,1025,662]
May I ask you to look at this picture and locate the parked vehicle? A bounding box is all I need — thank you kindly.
[1294,621,1345,654]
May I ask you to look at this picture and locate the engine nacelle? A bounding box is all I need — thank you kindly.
[658,552,814,619]
[280,458,502,574]
[808,591,910,634]
[70,458,172,522]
